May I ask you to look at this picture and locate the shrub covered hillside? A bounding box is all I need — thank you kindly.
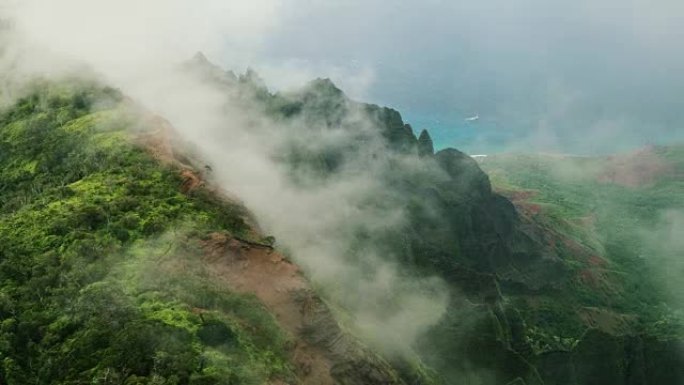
[0,80,294,384]
[2,71,683,385]
[479,149,684,384]
[479,149,684,332]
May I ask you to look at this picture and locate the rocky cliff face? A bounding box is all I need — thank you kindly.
[536,329,684,385]
[0,80,420,385]
[221,69,683,385]
[261,75,566,290]
[3,57,681,384]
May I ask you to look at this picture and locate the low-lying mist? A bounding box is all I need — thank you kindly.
[159,65,451,356]
[4,2,683,380]
[640,209,684,309]
[1,3,450,358]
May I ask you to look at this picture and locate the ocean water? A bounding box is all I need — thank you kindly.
[403,112,683,156]
[404,112,518,155]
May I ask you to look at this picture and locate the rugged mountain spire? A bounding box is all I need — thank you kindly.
[417,129,434,157]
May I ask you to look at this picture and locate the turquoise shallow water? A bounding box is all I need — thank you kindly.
[403,112,684,156]
[404,112,518,154]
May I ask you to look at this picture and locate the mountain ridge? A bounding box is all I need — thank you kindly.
[0,62,682,385]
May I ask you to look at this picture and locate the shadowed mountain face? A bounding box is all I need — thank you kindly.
[187,53,552,281]
[186,57,684,385]
[179,58,547,384]
[0,58,682,385]
[195,62,564,286]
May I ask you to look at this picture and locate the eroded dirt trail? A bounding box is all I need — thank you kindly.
[201,232,336,385]
[137,116,401,385]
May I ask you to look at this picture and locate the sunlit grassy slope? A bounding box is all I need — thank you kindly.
[0,80,294,384]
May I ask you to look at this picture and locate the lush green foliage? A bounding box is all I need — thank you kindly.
[184,62,684,383]
[480,150,684,342]
[0,81,292,384]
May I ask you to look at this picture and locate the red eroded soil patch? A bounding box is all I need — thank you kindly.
[577,307,636,335]
[134,113,177,164]
[587,255,608,268]
[522,203,542,216]
[597,146,673,187]
[201,232,335,385]
[575,265,622,301]
[180,169,203,193]
[506,189,538,201]
[134,111,258,226]
[497,189,543,217]
[562,238,588,257]
[578,269,601,288]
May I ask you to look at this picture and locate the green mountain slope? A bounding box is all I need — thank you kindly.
[199,62,684,384]
[479,148,684,384]
[0,78,426,385]
[0,80,295,384]
[1,69,682,385]
[480,148,684,324]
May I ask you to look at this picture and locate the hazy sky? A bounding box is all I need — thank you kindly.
[250,0,684,154]
[7,0,684,154]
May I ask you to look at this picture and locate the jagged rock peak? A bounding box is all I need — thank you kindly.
[191,51,210,64]
[304,78,345,97]
[417,129,434,157]
[435,147,492,196]
[184,52,238,84]
[235,68,269,95]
